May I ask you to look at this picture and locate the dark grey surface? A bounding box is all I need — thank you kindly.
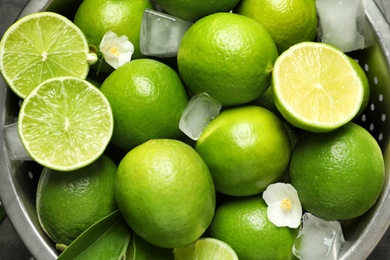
[0,0,389,259]
[0,1,39,259]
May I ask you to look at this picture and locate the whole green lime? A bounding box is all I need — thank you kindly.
[115,139,216,248]
[178,12,278,106]
[155,0,241,21]
[126,232,174,260]
[196,106,291,196]
[235,0,318,53]
[209,196,298,259]
[173,237,239,259]
[100,59,188,151]
[251,87,281,117]
[74,0,154,73]
[36,155,118,247]
[290,122,385,220]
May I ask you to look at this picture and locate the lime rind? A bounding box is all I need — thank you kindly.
[272,42,365,132]
[173,237,239,260]
[0,12,90,99]
[348,56,370,116]
[18,76,114,171]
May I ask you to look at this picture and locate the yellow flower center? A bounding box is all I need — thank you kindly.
[280,198,293,212]
[109,46,120,57]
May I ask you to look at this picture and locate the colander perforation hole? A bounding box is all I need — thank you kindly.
[357,56,389,147]
[374,76,379,85]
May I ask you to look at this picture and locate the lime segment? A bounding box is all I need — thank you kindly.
[272,42,368,132]
[173,238,239,260]
[0,12,90,99]
[18,76,113,171]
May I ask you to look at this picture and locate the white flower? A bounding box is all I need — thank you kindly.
[99,31,134,69]
[262,183,302,228]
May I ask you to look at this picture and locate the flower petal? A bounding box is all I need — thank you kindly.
[267,205,291,227]
[267,202,302,228]
[99,31,134,69]
[287,206,303,228]
[99,31,118,49]
[263,183,291,205]
[100,51,120,69]
[263,182,302,228]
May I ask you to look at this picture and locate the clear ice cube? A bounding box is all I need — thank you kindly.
[140,9,193,58]
[3,122,32,161]
[376,0,390,22]
[292,213,345,260]
[316,0,370,52]
[179,93,222,141]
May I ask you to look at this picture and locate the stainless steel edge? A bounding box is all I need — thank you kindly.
[339,0,390,259]
[0,1,59,259]
[18,0,56,18]
[0,87,58,260]
[0,0,390,259]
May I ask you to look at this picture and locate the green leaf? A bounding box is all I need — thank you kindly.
[58,210,131,260]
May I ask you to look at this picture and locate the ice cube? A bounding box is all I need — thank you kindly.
[140,9,193,58]
[376,0,390,22]
[3,122,32,161]
[316,0,369,52]
[292,213,345,260]
[179,93,222,141]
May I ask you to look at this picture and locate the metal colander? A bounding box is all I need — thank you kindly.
[0,0,390,259]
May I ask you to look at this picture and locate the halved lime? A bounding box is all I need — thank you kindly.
[18,76,113,171]
[272,42,369,132]
[0,12,90,99]
[173,237,238,260]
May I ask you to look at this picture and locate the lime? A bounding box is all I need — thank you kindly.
[178,12,278,106]
[100,59,188,151]
[282,120,303,150]
[115,139,215,248]
[0,12,90,99]
[18,76,113,171]
[196,106,291,196]
[235,0,318,53]
[272,42,369,132]
[155,0,241,21]
[74,0,154,73]
[289,122,385,220]
[252,86,281,117]
[36,154,118,247]
[209,196,298,259]
[173,237,239,260]
[126,232,174,260]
